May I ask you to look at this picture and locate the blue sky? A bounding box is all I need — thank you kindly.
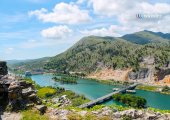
[0,0,170,60]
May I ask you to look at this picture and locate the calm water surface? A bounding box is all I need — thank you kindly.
[31,74,170,110]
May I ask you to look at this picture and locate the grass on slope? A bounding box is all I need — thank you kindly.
[136,85,158,91]
[37,87,57,98]
[21,110,49,120]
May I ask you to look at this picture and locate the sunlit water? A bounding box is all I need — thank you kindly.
[31,74,170,110]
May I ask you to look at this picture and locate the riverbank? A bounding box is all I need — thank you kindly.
[136,84,170,95]
[31,74,170,110]
[85,76,170,95]
[19,72,170,96]
[27,72,170,94]
[85,78,132,85]
[86,77,170,95]
[24,77,90,108]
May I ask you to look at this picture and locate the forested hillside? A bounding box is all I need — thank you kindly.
[9,30,170,74]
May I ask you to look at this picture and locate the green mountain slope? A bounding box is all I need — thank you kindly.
[8,57,50,72]
[44,36,140,73]
[122,30,170,44]
[9,30,170,74]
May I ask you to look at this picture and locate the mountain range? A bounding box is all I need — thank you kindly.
[8,30,170,74]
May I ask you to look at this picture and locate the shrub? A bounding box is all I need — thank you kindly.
[37,87,57,98]
[52,76,77,84]
[122,115,132,120]
[98,116,112,120]
[88,105,105,111]
[136,85,157,91]
[162,86,170,92]
[72,97,87,107]
[67,113,83,120]
[148,107,170,114]
[109,104,129,111]
[84,113,97,120]
[21,110,49,120]
[113,94,147,108]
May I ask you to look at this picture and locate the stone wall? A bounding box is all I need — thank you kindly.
[0,61,8,77]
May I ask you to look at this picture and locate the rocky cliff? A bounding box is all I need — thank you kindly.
[0,62,41,111]
[155,68,170,81]
[0,77,41,110]
[128,68,149,80]
[0,61,7,77]
[88,68,131,81]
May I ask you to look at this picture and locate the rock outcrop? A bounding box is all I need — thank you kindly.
[88,68,131,81]
[0,61,7,77]
[155,68,170,81]
[128,68,149,80]
[0,76,41,111]
[0,62,41,111]
[36,105,47,114]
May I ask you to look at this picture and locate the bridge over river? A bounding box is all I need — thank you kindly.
[79,83,140,108]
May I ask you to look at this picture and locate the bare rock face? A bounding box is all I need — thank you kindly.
[0,61,8,77]
[155,68,170,81]
[0,61,42,113]
[6,79,41,111]
[128,68,149,80]
[36,105,47,114]
[0,70,41,111]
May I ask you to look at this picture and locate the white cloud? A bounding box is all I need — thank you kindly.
[29,2,91,24]
[88,0,170,33]
[81,25,121,37]
[18,26,80,49]
[88,0,170,16]
[41,25,72,39]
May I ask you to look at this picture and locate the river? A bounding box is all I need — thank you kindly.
[31,74,170,110]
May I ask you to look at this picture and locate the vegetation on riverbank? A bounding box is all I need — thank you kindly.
[148,107,170,114]
[136,84,170,95]
[53,73,86,78]
[53,73,132,86]
[112,94,147,108]
[43,88,89,107]
[23,77,89,107]
[95,79,132,86]
[52,76,77,84]
[161,86,170,94]
[136,85,158,91]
